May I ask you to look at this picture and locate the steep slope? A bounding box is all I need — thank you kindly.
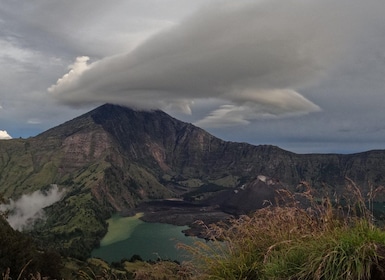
[0,217,62,279]
[1,103,385,259]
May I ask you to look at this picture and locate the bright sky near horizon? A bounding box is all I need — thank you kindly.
[1,0,385,154]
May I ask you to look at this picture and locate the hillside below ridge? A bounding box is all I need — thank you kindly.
[1,103,385,259]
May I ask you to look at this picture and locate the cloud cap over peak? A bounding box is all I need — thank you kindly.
[49,0,376,124]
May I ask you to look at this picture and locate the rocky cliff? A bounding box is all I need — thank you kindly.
[1,103,385,258]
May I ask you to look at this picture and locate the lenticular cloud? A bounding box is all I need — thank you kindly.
[48,0,383,127]
[48,56,91,95]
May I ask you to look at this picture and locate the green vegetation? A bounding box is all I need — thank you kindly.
[179,180,385,279]
[63,257,191,280]
[3,179,385,279]
[69,179,385,279]
[30,191,109,260]
[3,104,385,278]
[0,215,62,279]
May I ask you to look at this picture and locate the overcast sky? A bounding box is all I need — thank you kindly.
[1,0,385,154]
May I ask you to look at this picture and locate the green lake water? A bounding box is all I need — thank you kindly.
[91,213,196,262]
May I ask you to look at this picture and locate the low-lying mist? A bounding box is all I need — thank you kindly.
[0,184,65,231]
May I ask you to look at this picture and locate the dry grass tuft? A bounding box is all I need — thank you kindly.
[179,178,385,279]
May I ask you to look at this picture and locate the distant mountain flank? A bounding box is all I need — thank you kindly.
[1,103,385,259]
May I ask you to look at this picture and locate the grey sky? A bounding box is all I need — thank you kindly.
[1,0,385,153]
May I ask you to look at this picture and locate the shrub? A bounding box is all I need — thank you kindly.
[265,220,385,279]
[180,179,385,280]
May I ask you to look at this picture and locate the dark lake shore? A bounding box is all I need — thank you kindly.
[135,200,233,238]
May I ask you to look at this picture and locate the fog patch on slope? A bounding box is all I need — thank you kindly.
[0,185,65,231]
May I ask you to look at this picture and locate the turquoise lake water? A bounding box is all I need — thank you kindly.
[91,213,196,262]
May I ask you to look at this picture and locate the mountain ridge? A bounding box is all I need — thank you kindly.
[1,103,385,259]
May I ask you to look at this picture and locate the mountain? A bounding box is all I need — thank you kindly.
[1,103,385,259]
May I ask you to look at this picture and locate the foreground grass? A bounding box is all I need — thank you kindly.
[180,180,385,279]
[3,179,385,279]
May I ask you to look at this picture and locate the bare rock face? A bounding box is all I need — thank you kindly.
[2,103,385,259]
[204,175,284,215]
[61,131,112,169]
